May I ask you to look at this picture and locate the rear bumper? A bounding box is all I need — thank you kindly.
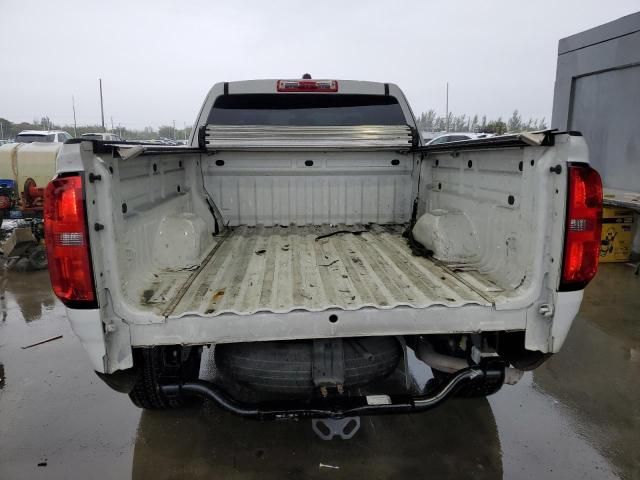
[160,363,504,420]
[69,291,582,374]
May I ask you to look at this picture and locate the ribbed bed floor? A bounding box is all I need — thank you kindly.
[140,224,499,318]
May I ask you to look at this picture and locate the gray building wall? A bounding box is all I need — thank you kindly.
[552,12,640,193]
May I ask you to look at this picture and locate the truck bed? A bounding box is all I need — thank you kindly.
[139,224,501,318]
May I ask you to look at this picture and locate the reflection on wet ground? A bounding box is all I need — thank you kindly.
[530,264,640,479]
[0,267,56,322]
[0,264,638,479]
[133,398,502,479]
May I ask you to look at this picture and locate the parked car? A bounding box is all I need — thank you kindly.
[44,78,602,429]
[426,132,492,145]
[81,132,124,142]
[158,137,179,145]
[15,130,72,143]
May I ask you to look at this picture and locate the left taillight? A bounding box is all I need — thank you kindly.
[559,164,603,292]
[44,174,97,307]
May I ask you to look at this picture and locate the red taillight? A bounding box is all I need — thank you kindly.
[44,175,97,307]
[277,79,338,92]
[559,164,603,291]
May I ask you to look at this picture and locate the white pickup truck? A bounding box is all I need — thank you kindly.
[45,78,602,423]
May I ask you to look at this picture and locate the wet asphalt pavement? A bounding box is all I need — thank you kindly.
[0,263,638,479]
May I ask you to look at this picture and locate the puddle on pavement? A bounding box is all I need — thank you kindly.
[132,397,503,479]
[527,264,640,480]
[0,266,55,322]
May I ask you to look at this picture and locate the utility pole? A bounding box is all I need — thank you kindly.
[72,96,78,137]
[173,120,176,140]
[183,122,187,141]
[445,82,449,132]
[110,116,114,133]
[99,78,105,132]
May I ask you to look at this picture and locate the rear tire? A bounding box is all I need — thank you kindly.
[129,346,202,409]
[27,245,48,270]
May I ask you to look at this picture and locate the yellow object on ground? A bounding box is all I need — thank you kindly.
[600,207,635,263]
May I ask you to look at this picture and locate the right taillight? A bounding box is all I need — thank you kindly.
[44,174,97,307]
[559,163,603,291]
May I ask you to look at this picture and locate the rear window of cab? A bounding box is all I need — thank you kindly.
[208,94,407,126]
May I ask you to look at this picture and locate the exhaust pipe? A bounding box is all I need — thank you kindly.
[416,342,469,373]
[416,341,523,385]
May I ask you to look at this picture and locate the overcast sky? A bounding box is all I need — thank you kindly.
[1,0,638,130]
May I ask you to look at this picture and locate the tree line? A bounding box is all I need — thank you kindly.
[0,116,192,141]
[416,109,547,135]
[1,109,546,141]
